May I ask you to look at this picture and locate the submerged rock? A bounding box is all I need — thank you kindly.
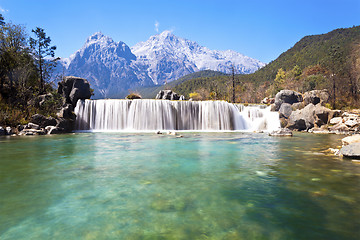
[269,128,293,137]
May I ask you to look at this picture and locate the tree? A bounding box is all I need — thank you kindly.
[29,27,57,93]
[274,68,286,91]
[0,23,29,89]
[0,14,5,26]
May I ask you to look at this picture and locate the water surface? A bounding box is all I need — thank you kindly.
[0,132,359,239]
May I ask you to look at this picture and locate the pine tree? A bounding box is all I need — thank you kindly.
[29,27,57,93]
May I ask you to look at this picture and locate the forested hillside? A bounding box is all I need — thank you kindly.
[173,26,360,108]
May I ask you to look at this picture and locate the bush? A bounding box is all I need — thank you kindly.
[126,93,142,99]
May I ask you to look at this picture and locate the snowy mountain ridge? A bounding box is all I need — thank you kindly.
[62,31,265,98]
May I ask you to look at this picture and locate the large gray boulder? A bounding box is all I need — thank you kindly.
[287,103,333,131]
[58,76,91,107]
[279,103,293,119]
[303,89,329,106]
[287,104,316,131]
[156,90,184,100]
[340,142,360,159]
[274,90,303,111]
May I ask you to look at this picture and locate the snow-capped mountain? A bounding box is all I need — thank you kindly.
[62,31,265,98]
[132,30,265,85]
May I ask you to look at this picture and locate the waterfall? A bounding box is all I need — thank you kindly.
[74,99,280,132]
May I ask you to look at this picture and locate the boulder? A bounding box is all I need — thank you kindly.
[287,104,333,131]
[274,90,303,111]
[342,134,360,146]
[0,126,5,136]
[328,123,350,133]
[314,105,332,127]
[5,126,12,135]
[269,128,293,137]
[287,104,316,131]
[279,103,292,119]
[340,142,360,159]
[155,90,183,100]
[329,117,343,125]
[26,123,40,130]
[19,129,46,136]
[155,90,180,100]
[58,76,91,107]
[303,89,329,106]
[31,114,57,128]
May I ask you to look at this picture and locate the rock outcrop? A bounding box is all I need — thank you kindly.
[58,76,92,107]
[156,90,185,100]
[16,76,92,136]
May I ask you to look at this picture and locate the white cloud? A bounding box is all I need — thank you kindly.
[154,21,159,33]
[0,6,9,13]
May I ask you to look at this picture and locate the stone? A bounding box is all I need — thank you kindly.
[303,89,330,106]
[342,134,360,146]
[58,76,91,107]
[308,127,330,134]
[269,128,293,136]
[328,123,350,133]
[0,126,5,136]
[5,126,12,135]
[329,117,343,125]
[261,97,275,104]
[340,142,360,159]
[274,90,303,111]
[314,105,332,127]
[31,114,57,128]
[279,103,292,119]
[344,119,359,128]
[287,104,316,131]
[20,129,46,135]
[155,90,181,100]
[26,123,40,130]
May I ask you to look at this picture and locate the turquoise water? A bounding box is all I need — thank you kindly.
[0,132,360,239]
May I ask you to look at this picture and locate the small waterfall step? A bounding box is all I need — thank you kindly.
[74,99,280,132]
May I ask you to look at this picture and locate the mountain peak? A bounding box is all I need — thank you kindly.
[86,32,113,45]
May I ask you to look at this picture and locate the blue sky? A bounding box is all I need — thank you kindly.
[0,0,359,63]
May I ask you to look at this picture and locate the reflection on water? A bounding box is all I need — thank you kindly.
[0,132,359,239]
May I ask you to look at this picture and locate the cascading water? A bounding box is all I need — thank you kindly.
[74,99,280,132]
